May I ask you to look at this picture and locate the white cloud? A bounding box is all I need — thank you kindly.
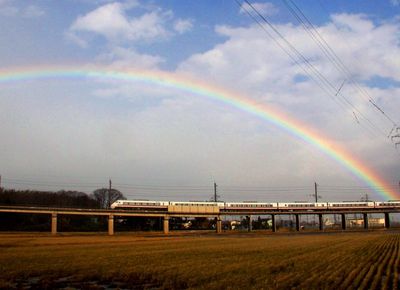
[70,2,172,43]
[86,46,166,112]
[179,13,400,93]
[327,14,400,81]
[175,12,400,195]
[0,0,17,16]
[96,46,164,69]
[23,5,45,18]
[0,2,44,17]
[239,2,279,16]
[1,5,399,200]
[174,18,193,34]
[0,6,16,16]
[391,0,399,6]
[65,30,89,48]
[331,13,374,33]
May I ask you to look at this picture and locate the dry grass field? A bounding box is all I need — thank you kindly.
[0,231,399,289]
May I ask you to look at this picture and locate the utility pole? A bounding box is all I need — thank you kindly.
[214,182,217,202]
[309,182,321,202]
[314,182,318,202]
[108,179,112,209]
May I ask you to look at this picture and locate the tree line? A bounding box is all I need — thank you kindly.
[0,187,125,209]
[0,187,126,232]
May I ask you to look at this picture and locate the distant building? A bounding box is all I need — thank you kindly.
[347,218,385,227]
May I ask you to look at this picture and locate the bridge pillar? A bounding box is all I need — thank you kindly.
[108,214,114,235]
[51,213,57,235]
[271,214,276,232]
[341,213,346,230]
[163,216,169,234]
[216,217,222,234]
[384,212,390,229]
[318,214,323,231]
[295,214,300,231]
[247,215,252,232]
[363,213,369,230]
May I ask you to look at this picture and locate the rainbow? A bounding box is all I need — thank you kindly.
[0,65,397,200]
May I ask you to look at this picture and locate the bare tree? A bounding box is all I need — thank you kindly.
[92,188,125,209]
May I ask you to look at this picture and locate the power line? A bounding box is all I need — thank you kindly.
[239,0,397,142]
[311,0,398,135]
[237,0,345,108]
[3,176,399,199]
[5,176,399,190]
[280,0,390,137]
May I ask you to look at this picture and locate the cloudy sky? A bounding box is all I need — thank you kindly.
[0,0,399,202]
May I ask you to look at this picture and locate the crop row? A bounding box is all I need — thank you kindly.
[262,234,399,289]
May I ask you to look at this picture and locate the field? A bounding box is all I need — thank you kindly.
[0,231,399,289]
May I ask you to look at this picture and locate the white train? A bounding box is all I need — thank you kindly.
[111,200,400,210]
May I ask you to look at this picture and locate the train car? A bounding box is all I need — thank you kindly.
[277,202,328,210]
[375,201,400,208]
[168,201,224,214]
[224,202,278,211]
[110,200,169,210]
[327,202,374,209]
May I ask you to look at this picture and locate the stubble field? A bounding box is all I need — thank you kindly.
[0,231,399,289]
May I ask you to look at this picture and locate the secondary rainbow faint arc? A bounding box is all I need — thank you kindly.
[0,65,397,200]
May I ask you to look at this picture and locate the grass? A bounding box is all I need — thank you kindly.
[0,230,399,289]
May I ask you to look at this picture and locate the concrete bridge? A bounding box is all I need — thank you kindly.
[0,205,398,235]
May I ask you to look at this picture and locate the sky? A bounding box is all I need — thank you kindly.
[0,0,399,202]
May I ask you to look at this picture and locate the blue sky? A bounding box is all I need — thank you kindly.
[0,1,399,201]
[1,0,398,68]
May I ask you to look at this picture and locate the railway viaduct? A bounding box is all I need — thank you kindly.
[0,205,398,235]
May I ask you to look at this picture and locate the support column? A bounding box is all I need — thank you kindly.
[341,213,346,230]
[318,214,323,231]
[247,215,252,232]
[51,213,57,235]
[163,216,169,234]
[295,214,300,231]
[384,212,390,229]
[216,216,222,234]
[271,214,277,232]
[363,213,369,230]
[108,214,114,236]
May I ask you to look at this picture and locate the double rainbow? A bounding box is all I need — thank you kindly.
[0,65,397,200]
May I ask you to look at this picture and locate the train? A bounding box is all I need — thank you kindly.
[111,200,400,211]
